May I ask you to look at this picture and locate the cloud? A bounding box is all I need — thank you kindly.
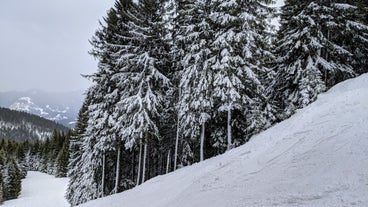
[0,0,115,92]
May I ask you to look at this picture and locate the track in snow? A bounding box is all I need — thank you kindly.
[3,171,69,207]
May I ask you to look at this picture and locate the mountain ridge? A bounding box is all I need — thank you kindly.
[0,90,84,127]
[0,107,69,141]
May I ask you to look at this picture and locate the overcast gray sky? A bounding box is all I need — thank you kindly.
[0,0,284,93]
[0,0,115,92]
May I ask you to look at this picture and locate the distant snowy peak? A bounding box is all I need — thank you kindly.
[0,90,83,128]
[19,96,32,103]
[10,96,48,115]
[9,97,71,126]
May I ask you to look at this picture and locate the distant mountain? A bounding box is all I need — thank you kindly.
[0,107,69,141]
[0,90,84,127]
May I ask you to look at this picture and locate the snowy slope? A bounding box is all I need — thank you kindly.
[79,74,368,207]
[3,172,69,207]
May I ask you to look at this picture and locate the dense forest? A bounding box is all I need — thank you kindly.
[0,108,70,203]
[0,131,70,203]
[65,0,368,206]
[0,107,69,141]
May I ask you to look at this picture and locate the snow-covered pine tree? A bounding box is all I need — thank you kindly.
[0,151,4,204]
[75,80,121,200]
[0,142,23,201]
[3,157,21,200]
[87,0,136,197]
[209,0,276,151]
[39,138,53,174]
[330,1,368,75]
[271,0,354,116]
[66,98,90,206]
[111,0,171,184]
[55,132,70,177]
[175,0,215,162]
[0,174,2,204]
[66,2,127,203]
[15,142,27,178]
[28,139,41,171]
[161,0,181,172]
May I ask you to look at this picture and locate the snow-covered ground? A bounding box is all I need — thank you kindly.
[79,74,368,207]
[3,171,69,207]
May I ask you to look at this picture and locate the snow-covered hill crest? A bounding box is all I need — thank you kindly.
[79,74,368,207]
[9,96,69,123]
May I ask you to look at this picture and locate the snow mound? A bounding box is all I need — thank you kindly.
[80,74,368,207]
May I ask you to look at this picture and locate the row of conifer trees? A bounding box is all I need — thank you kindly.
[66,0,368,206]
[0,131,70,203]
[0,139,24,203]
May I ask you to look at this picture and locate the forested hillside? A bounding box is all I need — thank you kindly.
[0,107,69,141]
[79,72,368,207]
[0,131,71,203]
[0,90,84,127]
[65,0,368,206]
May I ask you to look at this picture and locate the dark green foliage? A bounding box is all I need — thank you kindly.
[0,107,69,141]
[3,158,22,200]
[27,130,71,176]
[0,131,71,201]
[270,0,368,117]
[0,153,4,204]
[55,132,70,177]
[0,141,22,201]
[66,95,97,206]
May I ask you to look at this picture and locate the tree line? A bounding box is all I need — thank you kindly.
[66,0,368,206]
[0,107,69,141]
[0,130,70,203]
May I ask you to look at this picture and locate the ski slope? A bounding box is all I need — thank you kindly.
[3,171,69,207]
[79,74,368,207]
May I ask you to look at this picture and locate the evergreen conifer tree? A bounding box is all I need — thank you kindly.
[55,133,70,177]
[175,0,215,162]
[66,98,90,205]
[331,1,368,75]
[271,0,356,116]
[0,151,4,204]
[3,157,21,200]
[209,0,276,151]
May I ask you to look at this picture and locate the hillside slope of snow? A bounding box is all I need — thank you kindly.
[79,74,368,207]
[3,172,69,207]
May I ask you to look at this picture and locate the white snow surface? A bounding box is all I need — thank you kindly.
[3,171,69,207]
[80,74,368,207]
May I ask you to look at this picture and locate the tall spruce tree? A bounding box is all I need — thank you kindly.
[271,0,356,116]
[175,0,214,162]
[84,0,132,198]
[112,0,171,184]
[331,1,368,75]
[67,0,172,204]
[55,132,70,177]
[3,157,21,200]
[66,98,90,206]
[209,0,276,151]
[0,151,4,204]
